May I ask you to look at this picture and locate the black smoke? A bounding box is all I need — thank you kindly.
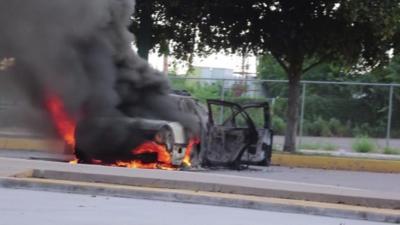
[0,0,196,160]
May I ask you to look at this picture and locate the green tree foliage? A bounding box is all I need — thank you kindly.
[131,1,400,151]
[365,55,400,83]
[130,0,201,60]
[170,76,222,101]
[259,54,400,138]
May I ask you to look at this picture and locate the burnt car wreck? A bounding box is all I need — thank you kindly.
[73,95,273,170]
[195,99,274,169]
[75,117,190,168]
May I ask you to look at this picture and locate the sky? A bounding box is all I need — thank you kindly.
[148,53,258,76]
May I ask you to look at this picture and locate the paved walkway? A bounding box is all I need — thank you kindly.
[0,188,390,225]
[0,157,399,206]
[0,157,398,223]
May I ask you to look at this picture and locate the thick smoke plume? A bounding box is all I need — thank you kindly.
[0,0,196,160]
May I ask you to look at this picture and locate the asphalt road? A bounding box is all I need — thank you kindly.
[212,166,400,194]
[0,188,392,225]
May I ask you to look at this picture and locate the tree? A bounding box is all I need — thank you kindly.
[131,1,400,151]
[259,53,400,138]
[182,0,400,151]
[129,0,166,60]
[130,0,201,60]
[366,55,400,83]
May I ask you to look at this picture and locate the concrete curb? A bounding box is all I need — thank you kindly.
[13,168,400,209]
[1,177,399,224]
[272,153,400,173]
[0,137,64,152]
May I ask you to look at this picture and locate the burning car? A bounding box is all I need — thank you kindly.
[46,93,198,170]
[69,93,202,170]
[71,93,273,170]
[168,93,274,169]
[199,99,274,169]
[74,117,193,169]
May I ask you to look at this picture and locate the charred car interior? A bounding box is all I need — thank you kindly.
[198,99,273,169]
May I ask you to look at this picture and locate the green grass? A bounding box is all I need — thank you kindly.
[299,142,338,151]
[299,143,321,150]
[322,143,338,151]
[351,136,376,153]
[272,144,283,151]
[383,147,400,155]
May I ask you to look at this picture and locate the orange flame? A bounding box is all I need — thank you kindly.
[112,138,199,170]
[113,141,175,169]
[183,138,200,167]
[44,93,200,170]
[69,159,78,164]
[44,93,76,151]
[132,141,172,164]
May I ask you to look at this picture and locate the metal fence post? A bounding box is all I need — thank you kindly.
[219,80,225,124]
[386,85,394,148]
[298,83,307,149]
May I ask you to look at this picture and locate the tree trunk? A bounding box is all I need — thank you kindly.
[136,4,152,60]
[283,68,302,152]
[163,54,169,75]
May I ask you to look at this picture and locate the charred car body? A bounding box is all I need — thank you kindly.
[74,93,273,169]
[75,117,189,167]
[195,99,273,169]
[172,94,274,169]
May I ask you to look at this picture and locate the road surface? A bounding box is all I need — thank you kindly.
[213,166,400,193]
[0,188,392,225]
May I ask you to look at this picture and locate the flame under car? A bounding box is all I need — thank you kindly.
[74,117,190,169]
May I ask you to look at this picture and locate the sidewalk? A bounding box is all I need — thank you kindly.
[0,157,399,223]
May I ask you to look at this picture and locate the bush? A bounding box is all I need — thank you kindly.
[322,143,338,151]
[392,130,400,139]
[351,136,376,153]
[299,143,321,150]
[328,118,352,136]
[299,142,338,151]
[271,98,287,118]
[304,117,332,136]
[352,122,386,138]
[383,147,400,155]
[304,117,367,137]
[353,122,372,137]
[272,116,286,135]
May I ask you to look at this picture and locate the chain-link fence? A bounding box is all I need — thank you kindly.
[170,77,400,152]
[0,76,398,152]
